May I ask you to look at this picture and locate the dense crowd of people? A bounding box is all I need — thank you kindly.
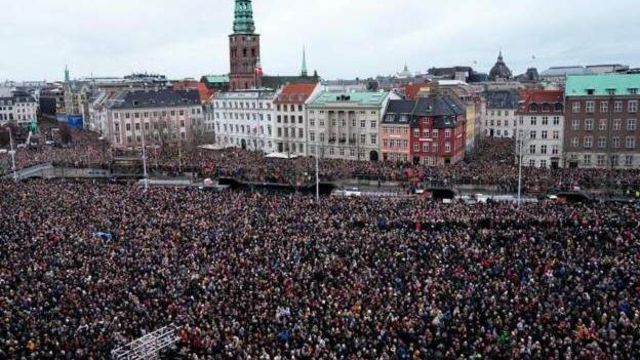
[2,131,640,195]
[1,180,639,359]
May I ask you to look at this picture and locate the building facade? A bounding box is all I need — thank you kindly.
[0,91,38,127]
[381,100,413,163]
[564,74,640,168]
[484,90,520,138]
[307,91,392,161]
[106,89,204,150]
[410,96,466,166]
[272,83,320,156]
[516,90,565,169]
[229,0,261,90]
[213,90,275,153]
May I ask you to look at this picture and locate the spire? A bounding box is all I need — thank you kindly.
[498,49,503,62]
[301,46,308,77]
[64,65,70,83]
[233,0,256,34]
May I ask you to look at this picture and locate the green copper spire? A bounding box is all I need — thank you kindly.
[233,0,256,34]
[64,65,70,83]
[301,46,308,77]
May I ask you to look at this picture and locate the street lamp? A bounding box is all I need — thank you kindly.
[7,127,18,183]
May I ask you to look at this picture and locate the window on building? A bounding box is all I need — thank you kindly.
[413,143,420,152]
[627,119,637,131]
[613,119,622,130]
[571,137,579,148]
[599,119,607,131]
[614,101,623,112]
[613,137,620,148]
[584,154,592,166]
[630,100,639,113]
[541,131,548,139]
[572,119,580,130]
[371,121,377,129]
[422,143,429,152]
[552,145,559,155]
[597,155,606,166]
[585,101,595,113]
[540,145,547,154]
[542,117,549,125]
[531,117,537,126]
[572,102,581,113]
[584,136,593,148]
[609,155,619,167]
[626,137,636,149]
[585,119,593,131]
[360,134,366,144]
[530,130,537,139]
[553,131,559,140]
[625,155,634,167]
[360,120,366,128]
[529,144,536,154]
[598,137,607,148]
[600,102,609,113]
[529,159,536,167]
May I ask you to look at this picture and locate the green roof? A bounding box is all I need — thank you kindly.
[204,75,229,84]
[566,74,640,97]
[308,91,389,107]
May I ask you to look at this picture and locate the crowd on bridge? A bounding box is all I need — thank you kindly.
[1,180,639,359]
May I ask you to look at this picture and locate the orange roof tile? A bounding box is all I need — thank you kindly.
[274,83,318,104]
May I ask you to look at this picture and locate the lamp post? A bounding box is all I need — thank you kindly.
[141,122,149,192]
[316,142,320,203]
[8,127,17,183]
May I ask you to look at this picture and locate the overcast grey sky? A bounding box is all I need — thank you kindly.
[1,0,639,81]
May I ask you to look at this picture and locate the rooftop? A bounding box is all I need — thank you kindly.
[540,66,594,77]
[484,90,520,109]
[565,74,640,97]
[110,89,200,109]
[308,91,389,107]
[519,90,564,114]
[274,83,318,104]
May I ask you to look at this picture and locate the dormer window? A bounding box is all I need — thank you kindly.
[629,88,638,95]
[586,89,595,95]
[529,103,538,112]
[555,103,564,112]
[607,89,616,96]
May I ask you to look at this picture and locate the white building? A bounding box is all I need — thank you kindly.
[272,83,321,156]
[0,90,38,127]
[515,90,565,169]
[106,89,204,150]
[213,90,275,153]
[484,90,520,138]
[306,91,393,161]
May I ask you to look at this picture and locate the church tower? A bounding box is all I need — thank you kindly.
[229,0,261,90]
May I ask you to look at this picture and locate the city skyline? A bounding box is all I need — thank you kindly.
[1,0,639,82]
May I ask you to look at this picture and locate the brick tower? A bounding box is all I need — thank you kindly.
[229,0,261,90]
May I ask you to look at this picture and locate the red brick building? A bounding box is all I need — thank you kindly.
[410,96,466,166]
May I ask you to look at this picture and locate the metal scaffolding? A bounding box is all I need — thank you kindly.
[111,324,180,360]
